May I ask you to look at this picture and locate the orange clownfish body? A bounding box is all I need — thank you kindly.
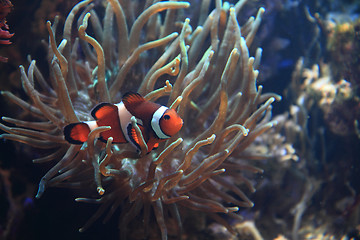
[63,92,183,153]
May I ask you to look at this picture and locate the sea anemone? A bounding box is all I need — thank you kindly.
[0,0,281,239]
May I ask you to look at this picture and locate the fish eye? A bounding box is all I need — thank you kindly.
[164,114,170,120]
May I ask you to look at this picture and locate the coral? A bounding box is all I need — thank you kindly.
[291,58,360,136]
[272,55,360,239]
[326,17,360,89]
[0,0,13,62]
[0,0,281,239]
[294,11,360,136]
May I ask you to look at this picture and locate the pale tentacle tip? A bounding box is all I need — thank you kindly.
[268,97,276,104]
[231,48,238,54]
[243,128,249,136]
[228,207,239,213]
[97,187,105,195]
[272,120,279,127]
[165,80,172,88]
[208,134,216,142]
[208,50,214,57]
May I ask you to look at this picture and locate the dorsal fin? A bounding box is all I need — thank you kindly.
[122,92,145,112]
[91,102,118,120]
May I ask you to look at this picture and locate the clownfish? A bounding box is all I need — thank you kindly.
[63,92,183,153]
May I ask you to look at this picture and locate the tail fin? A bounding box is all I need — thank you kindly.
[64,122,91,144]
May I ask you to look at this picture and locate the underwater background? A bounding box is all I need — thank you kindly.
[1,0,360,239]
